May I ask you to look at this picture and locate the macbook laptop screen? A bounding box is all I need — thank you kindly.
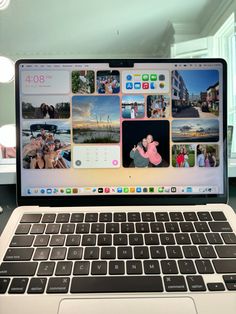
[15,59,226,204]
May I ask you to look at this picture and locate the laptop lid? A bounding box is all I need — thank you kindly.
[15,59,227,206]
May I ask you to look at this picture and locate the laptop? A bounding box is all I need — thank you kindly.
[0,58,236,314]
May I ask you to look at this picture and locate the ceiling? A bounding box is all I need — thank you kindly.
[0,0,229,58]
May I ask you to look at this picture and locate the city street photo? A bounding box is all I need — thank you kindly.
[172,70,219,118]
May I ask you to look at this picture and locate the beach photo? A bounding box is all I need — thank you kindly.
[197,144,219,167]
[122,95,145,119]
[22,120,71,169]
[72,70,95,94]
[97,70,120,94]
[172,144,195,168]
[122,120,170,168]
[72,96,120,143]
[172,119,219,142]
[172,70,219,118]
[147,95,170,118]
[22,96,70,119]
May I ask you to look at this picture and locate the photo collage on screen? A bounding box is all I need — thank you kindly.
[21,66,220,171]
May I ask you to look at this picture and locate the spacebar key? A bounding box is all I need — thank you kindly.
[71,276,163,293]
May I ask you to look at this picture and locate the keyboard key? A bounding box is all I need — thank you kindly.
[109,261,125,275]
[4,248,34,261]
[84,247,99,260]
[156,212,169,221]
[118,247,132,259]
[187,276,206,291]
[134,247,149,259]
[91,223,105,233]
[47,277,70,293]
[136,223,149,233]
[91,261,107,275]
[0,278,10,294]
[223,275,236,283]
[150,222,164,233]
[33,248,50,260]
[129,234,143,245]
[0,262,38,276]
[128,212,141,222]
[127,261,142,274]
[195,260,214,274]
[98,234,112,246]
[70,213,84,222]
[28,278,47,294]
[45,224,60,234]
[160,234,175,245]
[121,223,134,233]
[76,223,90,234]
[194,222,210,232]
[150,246,166,259]
[34,235,50,247]
[73,261,90,275]
[183,246,200,258]
[67,247,83,260]
[144,234,159,245]
[169,212,184,221]
[212,259,236,274]
[161,260,178,274]
[113,234,127,245]
[164,276,187,292]
[197,212,212,221]
[101,247,116,259]
[20,214,41,223]
[8,278,28,294]
[85,213,98,222]
[82,235,96,246]
[99,213,112,222]
[106,223,119,233]
[166,246,183,259]
[225,283,236,290]
[55,261,73,276]
[10,235,34,247]
[66,235,81,246]
[56,214,70,223]
[183,212,198,221]
[71,276,163,293]
[178,260,196,274]
[199,246,217,258]
[50,235,65,246]
[165,222,179,233]
[61,223,75,234]
[180,222,194,232]
[209,222,232,232]
[215,245,236,258]
[144,260,160,274]
[141,212,155,221]
[50,248,67,260]
[175,233,191,245]
[211,211,227,221]
[190,233,207,244]
[221,233,236,244]
[207,283,225,291]
[30,224,46,234]
[15,224,31,234]
[37,262,55,276]
[206,233,223,244]
[114,212,126,222]
[42,214,56,223]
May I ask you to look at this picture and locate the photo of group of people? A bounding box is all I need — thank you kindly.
[72,70,95,94]
[97,70,120,94]
[72,96,120,143]
[122,121,170,168]
[172,70,219,118]
[172,145,195,168]
[197,144,219,167]
[22,121,71,169]
[122,95,145,119]
[22,96,70,119]
[147,95,170,118]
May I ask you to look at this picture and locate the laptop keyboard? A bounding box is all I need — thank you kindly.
[0,210,236,294]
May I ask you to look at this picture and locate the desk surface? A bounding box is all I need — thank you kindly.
[0,180,236,234]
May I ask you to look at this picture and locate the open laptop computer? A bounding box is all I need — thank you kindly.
[0,58,236,314]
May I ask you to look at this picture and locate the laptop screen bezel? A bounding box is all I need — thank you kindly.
[15,58,228,206]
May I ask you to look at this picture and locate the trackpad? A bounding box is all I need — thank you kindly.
[59,297,196,314]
